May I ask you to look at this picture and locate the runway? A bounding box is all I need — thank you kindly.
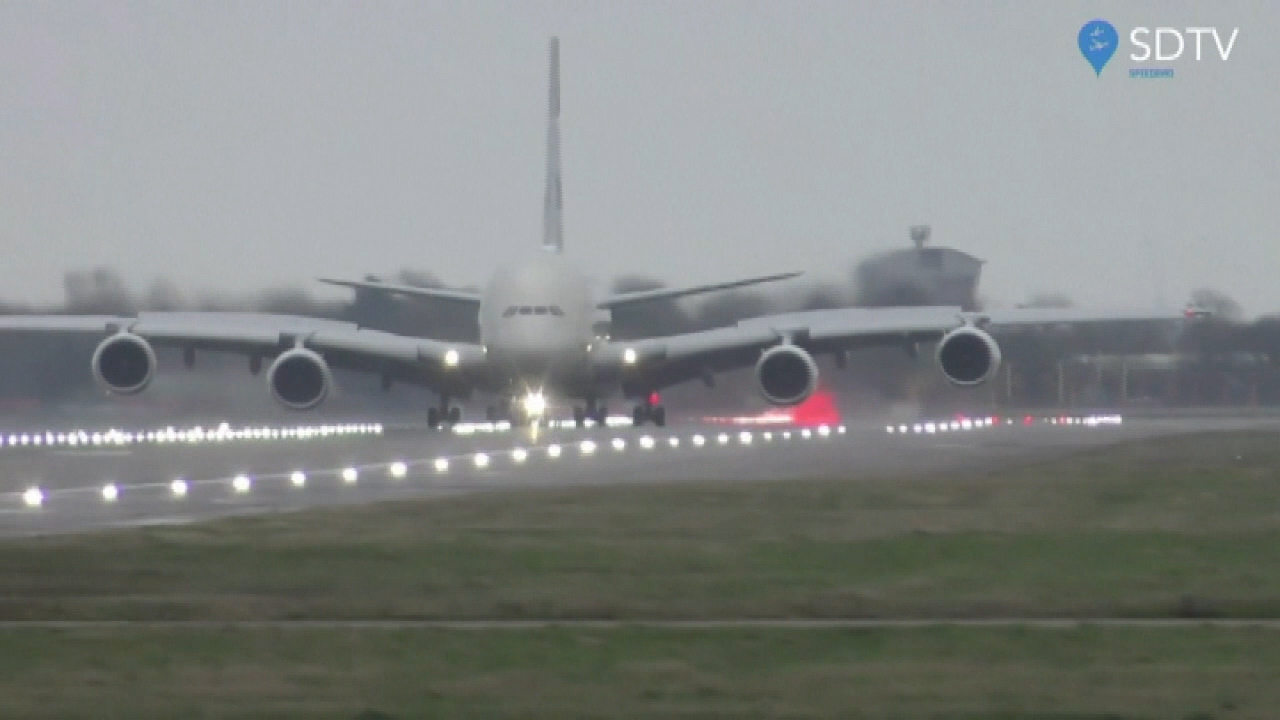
[1,412,1277,538]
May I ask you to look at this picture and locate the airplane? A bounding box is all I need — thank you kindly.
[0,38,1207,430]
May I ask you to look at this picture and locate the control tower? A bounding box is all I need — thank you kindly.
[852,225,983,310]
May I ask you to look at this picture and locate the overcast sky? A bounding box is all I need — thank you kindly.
[0,1,1276,315]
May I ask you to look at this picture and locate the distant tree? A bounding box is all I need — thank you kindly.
[1020,292,1073,309]
[691,289,773,329]
[63,267,134,315]
[143,278,186,311]
[1189,288,1244,323]
[796,283,848,311]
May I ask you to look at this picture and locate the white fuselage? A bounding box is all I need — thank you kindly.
[477,252,598,398]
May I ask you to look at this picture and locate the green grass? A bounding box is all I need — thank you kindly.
[4,430,1280,717]
[3,431,1280,621]
[2,626,1277,719]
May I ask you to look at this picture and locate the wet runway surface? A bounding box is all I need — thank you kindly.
[2,413,1277,538]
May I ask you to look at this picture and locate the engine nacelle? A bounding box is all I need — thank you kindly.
[936,326,1002,386]
[267,348,332,410]
[755,344,819,406]
[91,333,156,395]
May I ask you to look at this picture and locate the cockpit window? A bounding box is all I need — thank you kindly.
[502,306,517,318]
[549,305,564,316]
[519,306,533,315]
[534,306,548,315]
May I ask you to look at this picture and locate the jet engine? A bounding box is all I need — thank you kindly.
[755,344,819,406]
[267,348,332,410]
[936,326,1002,386]
[91,333,156,395]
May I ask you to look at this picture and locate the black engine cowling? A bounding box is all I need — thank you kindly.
[91,333,156,395]
[755,344,819,406]
[936,326,1002,386]
[267,348,332,410]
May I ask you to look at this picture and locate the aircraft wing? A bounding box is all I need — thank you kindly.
[317,277,484,308]
[597,271,803,310]
[601,304,1205,390]
[0,312,486,393]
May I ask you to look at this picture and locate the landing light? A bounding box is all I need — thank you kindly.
[232,475,251,493]
[522,392,548,417]
[342,467,358,484]
[623,348,637,365]
[101,483,118,502]
[171,478,189,497]
[444,349,460,367]
[290,471,307,487]
[22,487,42,508]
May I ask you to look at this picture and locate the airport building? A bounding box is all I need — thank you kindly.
[852,225,983,310]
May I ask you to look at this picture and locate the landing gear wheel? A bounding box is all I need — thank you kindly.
[573,407,586,428]
[652,405,666,427]
[594,405,608,427]
[632,405,648,427]
[427,407,441,429]
[447,406,461,424]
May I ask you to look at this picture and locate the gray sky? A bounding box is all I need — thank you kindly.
[1,1,1276,314]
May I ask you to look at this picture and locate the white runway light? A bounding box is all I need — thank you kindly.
[668,436,680,448]
[611,438,626,451]
[232,474,251,493]
[639,435,655,450]
[290,471,307,488]
[738,431,753,445]
[546,444,561,459]
[342,467,359,484]
[473,452,490,468]
[170,478,189,497]
[692,434,706,447]
[717,433,730,445]
[511,447,528,463]
[433,457,450,473]
[579,440,597,455]
[101,483,119,502]
[22,486,43,508]
[388,461,407,479]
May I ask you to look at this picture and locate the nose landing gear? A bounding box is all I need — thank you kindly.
[573,400,608,428]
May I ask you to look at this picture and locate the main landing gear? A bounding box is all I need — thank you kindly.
[631,398,666,427]
[427,397,461,430]
[572,399,608,429]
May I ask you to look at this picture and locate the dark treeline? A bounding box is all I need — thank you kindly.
[2,266,1279,412]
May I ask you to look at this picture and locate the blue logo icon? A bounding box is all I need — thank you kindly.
[1078,19,1119,75]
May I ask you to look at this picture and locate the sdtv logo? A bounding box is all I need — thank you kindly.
[1078,19,1239,78]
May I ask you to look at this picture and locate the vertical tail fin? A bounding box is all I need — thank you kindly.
[541,37,564,253]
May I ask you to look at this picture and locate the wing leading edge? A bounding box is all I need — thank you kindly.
[603,303,1207,391]
[0,312,486,393]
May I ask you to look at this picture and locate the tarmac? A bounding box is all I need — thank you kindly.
[1,412,1276,538]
